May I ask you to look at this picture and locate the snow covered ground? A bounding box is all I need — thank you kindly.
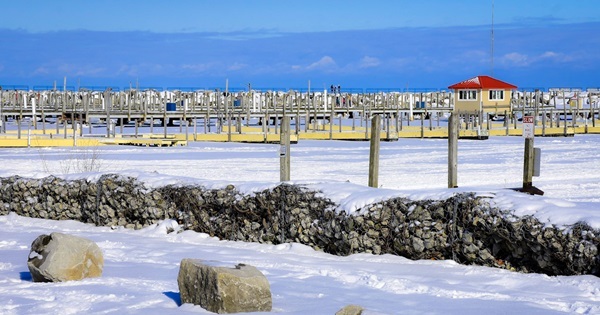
[1,134,600,314]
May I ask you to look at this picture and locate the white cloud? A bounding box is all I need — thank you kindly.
[306,56,337,70]
[33,66,50,75]
[500,51,575,67]
[500,52,531,67]
[33,63,107,77]
[227,62,247,71]
[359,56,380,68]
[181,63,213,73]
[540,51,573,62]
[116,64,166,76]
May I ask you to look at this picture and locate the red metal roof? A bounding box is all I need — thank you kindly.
[448,75,517,90]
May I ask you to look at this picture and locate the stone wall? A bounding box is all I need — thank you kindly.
[1,174,598,276]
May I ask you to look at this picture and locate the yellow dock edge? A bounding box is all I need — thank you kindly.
[1,125,599,147]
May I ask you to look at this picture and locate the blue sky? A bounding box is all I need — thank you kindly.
[1,0,599,91]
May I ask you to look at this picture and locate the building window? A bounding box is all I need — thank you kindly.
[489,90,504,100]
[458,90,477,100]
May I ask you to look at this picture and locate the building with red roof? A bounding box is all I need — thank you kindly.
[448,75,517,114]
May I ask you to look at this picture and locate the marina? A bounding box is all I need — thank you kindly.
[0,86,598,147]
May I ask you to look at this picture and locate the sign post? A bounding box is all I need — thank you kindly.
[522,115,534,139]
[521,116,543,195]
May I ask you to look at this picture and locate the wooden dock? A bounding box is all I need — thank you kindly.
[0,87,598,147]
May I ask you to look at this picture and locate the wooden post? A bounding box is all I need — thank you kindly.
[247,89,252,128]
[105,89,112,138]
[163,100,168,139]
[206,92,210,133]
[185,119,189,141]
[0,87,3,133]
[523,137,535,190]
[280,116,291,182]
[364,106,369,140]
[504,110,509,135]
[41,93,46,135]
[329,94,334,140]
[295,92,300,135]
[27,122,31,147]
[592,102,596,128]
[194,116,198,141]
[448,112,458,188]
[368,114,381,188]
[562,91,567,136]
[420,111,424,138]
[204,114,209,134]
[395,95,400,133]
[226,80,232,142]
[73,118,77,147]
[386,114,390,140]
[542,111,546,136]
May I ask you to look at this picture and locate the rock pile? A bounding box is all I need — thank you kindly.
[2,174,599,276]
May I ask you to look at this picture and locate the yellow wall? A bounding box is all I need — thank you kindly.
[454,89,513,113]
[481,89,512,113]
[453,89,481,113]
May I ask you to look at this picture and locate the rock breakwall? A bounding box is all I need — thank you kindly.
[1,174,598,276]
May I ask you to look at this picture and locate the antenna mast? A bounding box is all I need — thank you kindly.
[491,0,495,76]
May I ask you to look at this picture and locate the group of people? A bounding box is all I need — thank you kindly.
[329,85,341,94]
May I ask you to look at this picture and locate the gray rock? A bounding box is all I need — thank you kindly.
[178,259,272,313]
[336,304,364,315]
[27,232,104,282]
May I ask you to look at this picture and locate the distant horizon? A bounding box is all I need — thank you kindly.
[0,78,600,93]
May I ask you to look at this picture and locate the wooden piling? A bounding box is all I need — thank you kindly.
[448,112,458,188]
[368,114,381,188]
[280,116,291,182]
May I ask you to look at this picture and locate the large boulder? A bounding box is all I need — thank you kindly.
[178,259,272,313]
[27,232,104,282]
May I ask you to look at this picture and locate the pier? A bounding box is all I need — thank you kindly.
[0,87,598,147]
